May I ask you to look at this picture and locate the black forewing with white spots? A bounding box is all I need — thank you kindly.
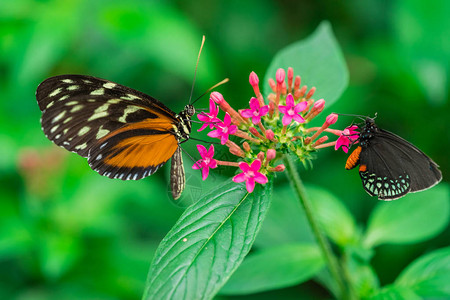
[36,75,178,158]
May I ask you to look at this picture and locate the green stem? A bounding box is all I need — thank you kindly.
[283,156,347,299]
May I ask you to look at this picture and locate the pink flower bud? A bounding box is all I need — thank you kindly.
[248,126,264,140]
[210,91,224,104]
[265,129,275,141]
[273,164,285,172]
[287,68,294,92]
[299,85,307,97]
[281,81,287,94]
[313,99,325,110]
[249,71,259,86]
[287,67,294,82]
[306,87,316,99]
[325,113,338,126]
[268,78,276,92]
[313,136,329,147]
[276,68,285,85]
[294,76,301,90]
[243,141,251,152]
[257,151,265,161]
[229,144,245,157]
[249,126,259,136]
[266,149,276,161]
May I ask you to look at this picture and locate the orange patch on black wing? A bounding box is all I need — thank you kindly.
[101,114,175,140]
[345,146,362,170]
[88,117,180,180]
[104,133,178,168]
[359,164,367,172]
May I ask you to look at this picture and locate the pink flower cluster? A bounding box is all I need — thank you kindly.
[192,67,360,193]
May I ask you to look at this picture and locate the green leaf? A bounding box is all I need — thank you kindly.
[264,21,348,107]
[220,243,325,295]
[308,184,358,247]
[255,184,315,248]
[395,246,450,297]
[363,184,449,248]
[343,246,379,298]
[368,285,421,300]
[393,0,450,105]
[143,179,272,300]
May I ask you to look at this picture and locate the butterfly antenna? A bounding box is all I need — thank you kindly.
[191,78,229,106]
[189,35,206,105]
[334,113,367,121]
[189,137,221,145]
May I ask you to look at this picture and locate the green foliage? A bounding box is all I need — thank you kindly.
[396,246,450,297]
[308,184,358,247]
[363,185,449,248]
[221,244,325,295]
[264,21,349,108]
[143,180,272,300]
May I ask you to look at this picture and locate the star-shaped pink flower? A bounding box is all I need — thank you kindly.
[207,113,237,145]
[192,144,217,180]
[197,98,220,132]
[278,94,307,126]
[335,125,359,153]
[232,159,268,193]
[240,97,269,124]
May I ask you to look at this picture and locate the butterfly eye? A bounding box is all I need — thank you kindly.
[186,104,195,116]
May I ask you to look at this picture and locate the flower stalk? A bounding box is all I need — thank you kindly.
[283,155,349,300]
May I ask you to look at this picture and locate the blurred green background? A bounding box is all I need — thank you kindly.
[1,0,449,299]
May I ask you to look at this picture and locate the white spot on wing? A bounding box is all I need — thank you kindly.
[50,125,59,133]
[70,105,84,113]
[52,111,66,123]
[62,79,74,83]
[120,93,141,100]
[87,103,110,121]
[67,85,79,91]
[96,126,109,139]
[65,101,78,106]
[74,142,88,150]
[103,82,117,89]
[90,88,104,95]
[46,101,55,109]
[78,126,90,136]
[63,117,73,124]
[118,106,141,122]
[49,88,62,97]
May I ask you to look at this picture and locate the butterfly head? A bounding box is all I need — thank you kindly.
[184,104,195,118]
[359,117,379,147]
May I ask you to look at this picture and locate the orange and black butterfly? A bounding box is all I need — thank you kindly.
[36,74,194,199]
